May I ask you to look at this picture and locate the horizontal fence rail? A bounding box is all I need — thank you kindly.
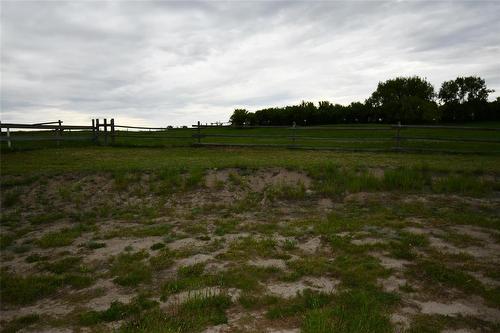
[192,121,500,154]
[1,118,499,154]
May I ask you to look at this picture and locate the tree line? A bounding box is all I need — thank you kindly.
[229,76,499,126]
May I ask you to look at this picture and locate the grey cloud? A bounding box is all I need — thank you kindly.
[1,0,499,126]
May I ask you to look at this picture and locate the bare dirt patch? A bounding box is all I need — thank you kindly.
[247,258,287,270]
[370,252,411,270]
[297,237,322,254]
[267,277,339,298]
[415,299,500,323]
[84,236,163,263]
[83,279,135,311]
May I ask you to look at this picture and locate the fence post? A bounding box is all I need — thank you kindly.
[197,121,201,145]
[92,119,96,143]
[7,126,11,149]
[57,120,62,147]
[95,119,100,144]
[111,118,115,144]
[292,121,296,146]
[104,118,108,146]
[395,121,401,151]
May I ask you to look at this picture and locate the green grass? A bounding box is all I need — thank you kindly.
[389,231,430,260]
[160,264,283,300]
[110,250,152,287]
[103,224,171,239]
[29,212,65,225]
[150,242,165,250]
[432,173,491,195]
[118,294,232,333]
[383,166,431,191]
[37,223,93,248]
[2,146,500,177]
[238,292,280,309]
[302,288,398,333]
[220,236,278,261]
[79,294,158,326]
[1,189,22,208]
[0,314,40,333]
[286,257,334,279]
[1,134,499,332]
[214,219,239,236]
[0,233,15,250]
[265,181,307,201]
[4,123,499,153]
[41,256,83,274]
[85,240,106,249]
[407,260,484,296]
[0,271,63,305]
[267,290,334,319]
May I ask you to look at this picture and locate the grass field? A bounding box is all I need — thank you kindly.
[1,145,500,332]
[2,122,500,153]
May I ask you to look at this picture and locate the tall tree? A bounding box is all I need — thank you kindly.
[229,109,249,126]
[438,76,494,121]
[366,76,437,123]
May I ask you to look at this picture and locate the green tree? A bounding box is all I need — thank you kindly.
[439,76,493,104]
[438,76,494,121]
[229,109,249,126]
[366,76,436,123]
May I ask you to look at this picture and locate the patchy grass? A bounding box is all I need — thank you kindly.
[302,288,398,333]
[85,240,106,249]
[286,257,334,279]
[0,233,15,250]
[119,294,231,333]
[37,224,94,248]
[238,292,280,310]
[1,189,22,208]
[110,250,152,287]
[79,294,158,326]
[29,212,65,225]
[0,271,63,305]
[267,290,334,319]
[383,166,430,191]
[41,256,83,274]
[103,224,171,239]
[214,218,239,236]
[265,182,307,201]
[389,231,429,260]
[220,236,278,260]
[310,164,381,196]
[407,260,484,296]
[432,173,492,196]
[0,314,40,333]
[1,149,499,332]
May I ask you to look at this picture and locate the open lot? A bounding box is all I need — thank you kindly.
[1,147,500,332]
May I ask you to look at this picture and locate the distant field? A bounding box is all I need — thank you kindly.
[1,138,500,332]
[2,121,500,153]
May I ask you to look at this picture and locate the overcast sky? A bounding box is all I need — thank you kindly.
[1,1,499,126]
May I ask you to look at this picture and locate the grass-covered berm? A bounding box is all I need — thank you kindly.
[1,146,500,332]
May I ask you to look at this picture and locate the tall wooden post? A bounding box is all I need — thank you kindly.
[57,120,62,146]
[95,119,100,144]
[197,121,201,144]
[92,119,96,143]
[104,118,108,146]
[111,118,115,144]
[7,127,11,149]
[292,121,296,146]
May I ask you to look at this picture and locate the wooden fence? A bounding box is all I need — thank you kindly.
[193,121,500,154]
[1,119,499,154]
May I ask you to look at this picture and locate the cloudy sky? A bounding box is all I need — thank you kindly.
[1,1,499,126]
